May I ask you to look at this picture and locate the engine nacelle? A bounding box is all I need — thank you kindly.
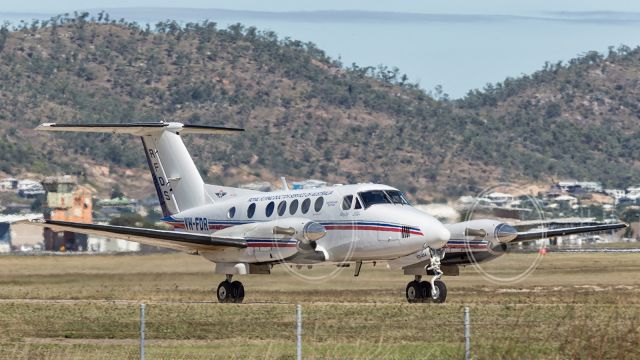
[446,219,518,248]
[214,217,326,253]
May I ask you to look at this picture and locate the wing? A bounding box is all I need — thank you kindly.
[513,223,628,243]
[20,220,246,252]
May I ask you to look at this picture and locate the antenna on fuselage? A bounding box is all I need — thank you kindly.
[280,177,289,191]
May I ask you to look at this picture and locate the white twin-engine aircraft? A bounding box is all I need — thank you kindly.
[28,122,627,303]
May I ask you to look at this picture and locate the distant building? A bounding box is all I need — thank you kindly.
[0,222,10,253]
[96,197,139,214]
[486,192,514,206]
[17,179,41,191]
[414,204,460,223]
[18,181,45,198]
[292,179,327,190]
[604,189,625,200]
[553,194,578,206]
[87,235,140,253]
[239,181,272,192]
[0,178,45,197]
[0,214,44,253]
[0,178,18,191]
[626,186,640,197]
[42,176,93,252]
[556,181,603,194]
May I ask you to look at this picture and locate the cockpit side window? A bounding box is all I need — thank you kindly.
[354,197,362,210]
[358,190,391,209]
[342,195,353,210]
[385,190,410,205]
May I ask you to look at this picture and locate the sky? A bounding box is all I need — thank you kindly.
[2,1,640,97]
[4,0,640,14]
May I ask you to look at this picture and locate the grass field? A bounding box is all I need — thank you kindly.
[0,252,638,359]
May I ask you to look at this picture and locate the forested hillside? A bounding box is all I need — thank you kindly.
[0,13,639,200]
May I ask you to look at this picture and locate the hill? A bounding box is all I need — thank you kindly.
[1,13,639,201]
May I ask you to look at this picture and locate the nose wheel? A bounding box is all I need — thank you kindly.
[405,278,447,303]
[217,276,245,303]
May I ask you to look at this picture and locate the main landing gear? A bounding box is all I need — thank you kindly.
[405,248,447,303]
[217,275,245,303]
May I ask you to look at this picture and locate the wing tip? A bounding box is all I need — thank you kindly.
[35,123,56,130]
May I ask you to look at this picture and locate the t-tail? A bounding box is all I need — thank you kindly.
[36,122,244,217]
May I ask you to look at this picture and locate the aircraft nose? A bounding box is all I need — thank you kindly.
[423,220,450,249]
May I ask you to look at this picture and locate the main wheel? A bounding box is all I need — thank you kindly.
[419,281,432,303]
[430,280,447,303]
[217,281,233,303]
[406,281,421,303]
[231,281,245,303]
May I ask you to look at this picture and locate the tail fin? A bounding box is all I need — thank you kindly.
[36,122,243,217]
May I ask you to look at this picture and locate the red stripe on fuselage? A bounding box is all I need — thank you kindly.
[165,221,423,236]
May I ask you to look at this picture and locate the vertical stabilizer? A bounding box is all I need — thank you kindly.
[141,130,206,216]
[35,122,244,216]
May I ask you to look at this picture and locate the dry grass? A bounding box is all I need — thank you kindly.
[0,252,638,359]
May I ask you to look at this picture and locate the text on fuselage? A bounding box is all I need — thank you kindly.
[184,217,209,231]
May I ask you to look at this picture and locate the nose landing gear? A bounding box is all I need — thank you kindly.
[217,275,245,303]
[405,248,448,303]
[405,276,447,303]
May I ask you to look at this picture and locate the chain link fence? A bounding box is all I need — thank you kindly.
[0,301,638,359]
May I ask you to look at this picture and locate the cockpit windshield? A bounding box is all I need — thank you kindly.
[359,190,390,208]
[386,190,410,205]
[359,190,410,209]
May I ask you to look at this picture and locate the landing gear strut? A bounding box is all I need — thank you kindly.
[405,248,448,303]
[217,275,245,303]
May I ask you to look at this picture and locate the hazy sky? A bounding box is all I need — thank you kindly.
[5,0,640,14]
[3,1,640,97]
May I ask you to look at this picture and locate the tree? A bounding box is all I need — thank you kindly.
[111,185,124,199]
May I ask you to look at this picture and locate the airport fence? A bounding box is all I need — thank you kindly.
[0,301,638,359]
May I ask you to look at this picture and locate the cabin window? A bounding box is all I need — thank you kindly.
[266,201,275,217]
[314,197,324,212]
[301,198,311,214]
[359,190,391,209]
[354,197,362,210]
[247,203,256,218]
[386,190,410,205]
[289,199,299,215]
[342,195,353,210]
[227,207,236,219]
[277,200,287,216]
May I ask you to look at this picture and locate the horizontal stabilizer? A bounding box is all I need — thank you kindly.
[35,122,244,135]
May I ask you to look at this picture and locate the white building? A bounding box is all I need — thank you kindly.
[554,194,578,206]
[557,181,602,193]
[604,189,625,199]
[87,236,140,252]
[486,192,514,206]
[0,178,18,191]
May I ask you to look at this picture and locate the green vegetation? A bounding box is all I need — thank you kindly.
[1,13,640,200]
